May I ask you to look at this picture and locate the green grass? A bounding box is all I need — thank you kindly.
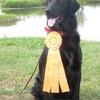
[0,38,100,100]
[1,0,100,8]
[0,14,19,22]
[1,0,46,8]
[2,8,45,16]
[0,14,21,26]
[80,0,100,4]
[80,41,100,100]
[0,8,45,26]
[0,38,44,99]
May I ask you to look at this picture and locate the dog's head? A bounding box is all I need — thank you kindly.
[45,0,80,32]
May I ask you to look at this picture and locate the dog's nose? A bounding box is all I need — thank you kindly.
[45,8,52,15]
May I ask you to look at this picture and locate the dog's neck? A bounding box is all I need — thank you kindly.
[45,26,68,36]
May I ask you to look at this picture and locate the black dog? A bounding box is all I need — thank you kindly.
[31,0,82,100]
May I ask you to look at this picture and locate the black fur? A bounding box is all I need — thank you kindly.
[31,0,82,100]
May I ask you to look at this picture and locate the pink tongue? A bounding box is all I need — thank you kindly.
[48,18,57,27]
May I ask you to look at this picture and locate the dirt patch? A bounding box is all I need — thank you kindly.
[0,93,33,100]
[0,95,14,100]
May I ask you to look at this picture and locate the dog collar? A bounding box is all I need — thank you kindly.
[45,26,64,36]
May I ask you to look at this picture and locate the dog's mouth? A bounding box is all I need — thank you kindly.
[47,16,62,27]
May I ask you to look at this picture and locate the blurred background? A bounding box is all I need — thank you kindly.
[0,0,100,41]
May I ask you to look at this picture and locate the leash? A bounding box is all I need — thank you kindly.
[19,60,39,94]
[19,28,47,95]
[19,27,62,94]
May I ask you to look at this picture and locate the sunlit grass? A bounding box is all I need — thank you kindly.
[0,38,44,96]
[0,14,19,23]
[80,41,100,100]
[1,0,46,8]
[0,38,100,100]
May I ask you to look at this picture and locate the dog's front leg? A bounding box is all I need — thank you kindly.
[31,74,44,100]
[71,64,81,100]
[31,47,48,100]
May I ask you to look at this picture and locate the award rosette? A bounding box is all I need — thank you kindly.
[43,31,70,93]
[45,32,62,50]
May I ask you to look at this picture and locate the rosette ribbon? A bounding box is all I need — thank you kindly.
[43,31,70,93]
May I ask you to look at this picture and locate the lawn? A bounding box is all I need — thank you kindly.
[0,38,100,100]
[1,0,46,8]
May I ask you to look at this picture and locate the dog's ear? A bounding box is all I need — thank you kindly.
[70,0,80,13]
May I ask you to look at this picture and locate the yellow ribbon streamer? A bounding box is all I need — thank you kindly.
[43,31,70,93]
